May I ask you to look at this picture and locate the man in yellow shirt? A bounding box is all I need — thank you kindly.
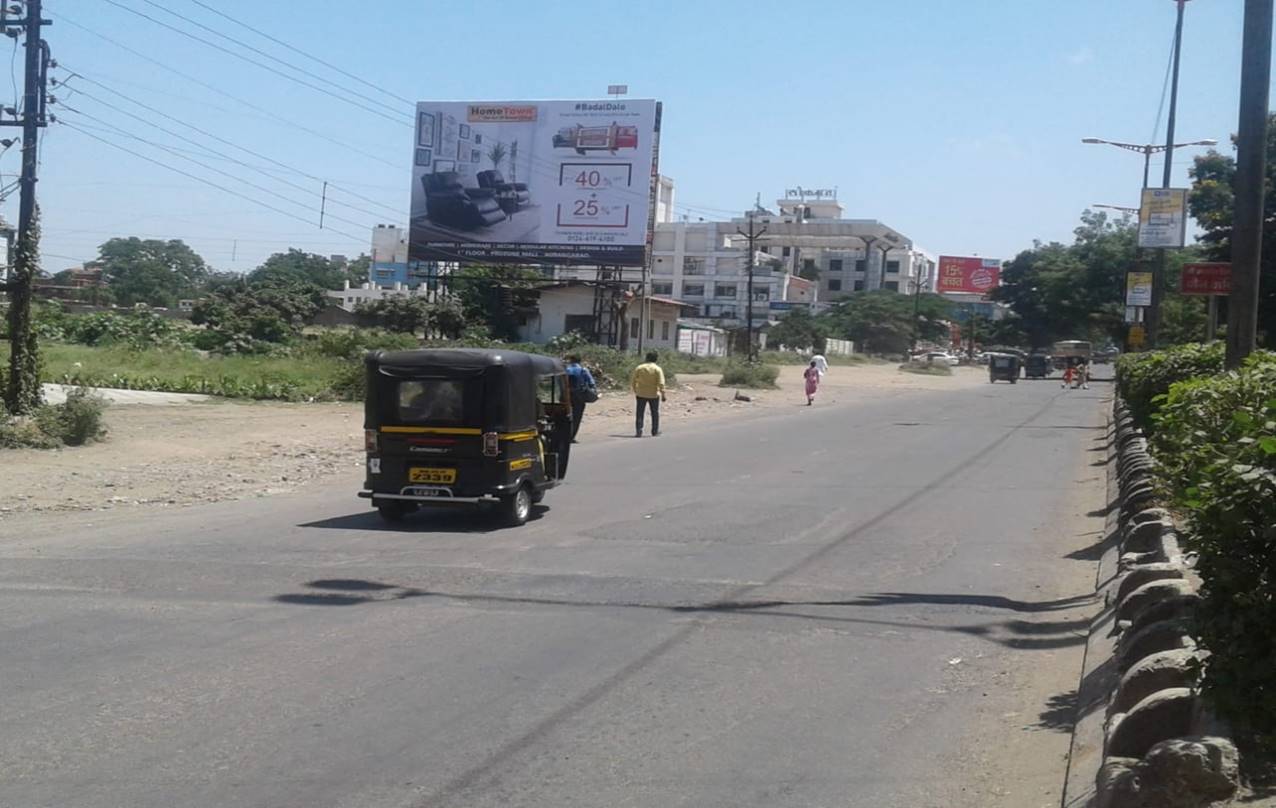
[630,351,666,437]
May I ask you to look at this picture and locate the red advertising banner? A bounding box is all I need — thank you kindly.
[1180,262,1232,296]
[937,255,1001,295]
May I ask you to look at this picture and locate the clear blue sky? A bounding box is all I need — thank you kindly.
[22,0,1255,273]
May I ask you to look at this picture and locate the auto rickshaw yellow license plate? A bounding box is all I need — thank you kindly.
[409,467,456,484]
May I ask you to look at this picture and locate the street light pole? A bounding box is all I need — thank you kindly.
[737,212,767,362]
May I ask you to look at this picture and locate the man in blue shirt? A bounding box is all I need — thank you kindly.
[564,354,596,443]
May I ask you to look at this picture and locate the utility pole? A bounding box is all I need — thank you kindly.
[1148,0,1192,348]
[737,212,766,361]
[1227,0,1273,368]
[2,0,51,415]
[909,268,929,355]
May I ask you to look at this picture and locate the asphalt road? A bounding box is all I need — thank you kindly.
[1,373,1111,808]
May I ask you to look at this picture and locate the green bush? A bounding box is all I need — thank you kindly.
[718,361,779,389]
[0,417,61,449]
[304,328,418,359]
[35,388,107,446]
[1149,351,1276,743]
[1115,342,1225,431]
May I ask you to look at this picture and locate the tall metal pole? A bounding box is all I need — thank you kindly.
[4,0,49,415]
[1142,146,1152,190]
[1226,0,1273,368]
[737,213,766,362]
[1148,0,1189,348]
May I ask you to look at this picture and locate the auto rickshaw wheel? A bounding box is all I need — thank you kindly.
[502,485,533,526]
[377,500,409,523]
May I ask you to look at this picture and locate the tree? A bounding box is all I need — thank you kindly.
[248,249,347,290]
[1187,122,1276,348]
[345,254,371,285]
[449,265,543,340]
[356,295,466,339]
[191,280,325,352]
[97,237,210,308]
[820,290,952,355]
[992,210,1140,348]
[766,306,827,351]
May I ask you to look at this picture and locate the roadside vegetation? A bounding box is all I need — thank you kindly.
[718,361,779,389]
[0,387,107,448]
[1117,346,1276,750]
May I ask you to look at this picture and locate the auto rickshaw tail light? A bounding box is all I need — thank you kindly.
[483,431,499,457]
[364,429,378,453]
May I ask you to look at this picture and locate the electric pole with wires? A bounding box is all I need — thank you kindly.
[1,0,50,415]
[736,210,767,362]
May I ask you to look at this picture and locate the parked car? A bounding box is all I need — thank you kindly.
[921,351,959,367]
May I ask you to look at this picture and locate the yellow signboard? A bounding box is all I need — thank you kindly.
[1128,324,1146,349]
[1138,188,1188,248]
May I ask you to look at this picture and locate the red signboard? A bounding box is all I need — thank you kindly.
[937,255,1001,295]
[1180,262,1232,296]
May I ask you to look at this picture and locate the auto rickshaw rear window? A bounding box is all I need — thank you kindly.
[398,379,464,423]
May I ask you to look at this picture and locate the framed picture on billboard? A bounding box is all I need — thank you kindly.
[471,149,481,163]
[456,140,467,160]
[414,148,433,167]
[433,159,455,173]
[474,133,482,145]
[417,111,435,148]
[459,124,471,140]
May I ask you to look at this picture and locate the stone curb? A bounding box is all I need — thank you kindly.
[1061,397,1240,808]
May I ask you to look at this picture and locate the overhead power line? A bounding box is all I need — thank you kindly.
[48,10,403,168]
[59,120,369,245]
[185,0,415,107]
[56,70,403,220]
[100,0,411,126]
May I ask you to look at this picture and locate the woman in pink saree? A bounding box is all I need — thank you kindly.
[803,360,821,405]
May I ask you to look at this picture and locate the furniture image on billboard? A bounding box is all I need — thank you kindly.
[422,171,507,230]
[476,170,531,214]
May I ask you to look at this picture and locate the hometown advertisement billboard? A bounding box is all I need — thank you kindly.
[937,255,1001,295]
[409,99,660,266]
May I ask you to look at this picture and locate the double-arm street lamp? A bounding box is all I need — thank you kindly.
[1080,137,1217,189]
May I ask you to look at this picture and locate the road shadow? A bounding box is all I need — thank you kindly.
[271,581,1093,651]
[1086,499,1119,518]
[298,505,548,534]
[1036,690,1079,732]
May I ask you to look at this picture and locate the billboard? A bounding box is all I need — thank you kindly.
[1180,262,1232,296]
[1138,188,1188,248]
[409,99,660,266]
[1125,271,1154,307]
[936,256,1001,295]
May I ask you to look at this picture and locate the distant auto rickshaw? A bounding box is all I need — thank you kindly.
[988,353,1021,383]
[1025,353,1052,379]
[359,349,573,526]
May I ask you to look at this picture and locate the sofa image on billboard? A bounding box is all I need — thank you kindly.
[422,171,507,230]
[476,170,530,214]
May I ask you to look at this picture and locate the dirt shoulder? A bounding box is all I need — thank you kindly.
[1,363,985,517]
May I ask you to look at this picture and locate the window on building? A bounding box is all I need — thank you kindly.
[683,283,705,297]
[854,280,865,291]
[651,282,673,296]
[653,257,672,275]
[564,314,595,337]
[802,259,816,273]
[782,246,791,258]
[661,320,670,341]
[760,246,770,254]
[714,284,737,298]
[828,279,842,291]
[753,289,770,301]
[718,307,736,319]
[647,319,655,340]
[630,317,640,338]
[886,260,900,274]
[884,281,900,292]
[683,257,705,275]
[855,259,867,272]
[829,259,844,273]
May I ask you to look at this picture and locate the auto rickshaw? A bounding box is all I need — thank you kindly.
[359,348,573,526]
[988,353,1021,383]
[1025,353,1052,379]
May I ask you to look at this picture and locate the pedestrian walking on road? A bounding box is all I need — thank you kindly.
[1076,362,1090,390]
[1061,364,1075,390]
[631,351,666,437]
[565,354,597,442]
[811,352,829,378]
[804,360,821,405]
